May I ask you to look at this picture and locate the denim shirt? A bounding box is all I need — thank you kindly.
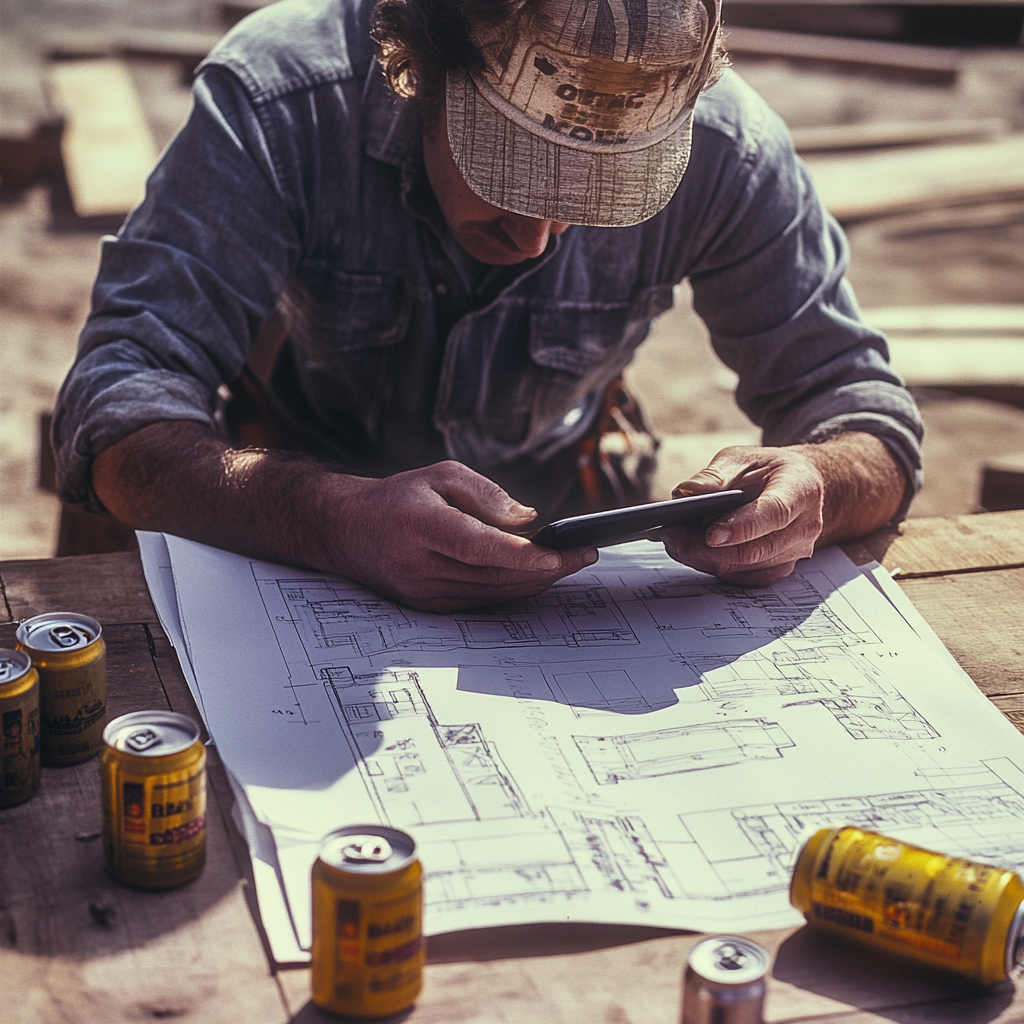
[52,0,923,509]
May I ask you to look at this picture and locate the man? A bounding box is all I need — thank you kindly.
[52,0,922,611]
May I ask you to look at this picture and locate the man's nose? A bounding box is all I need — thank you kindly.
[500,214,556,257]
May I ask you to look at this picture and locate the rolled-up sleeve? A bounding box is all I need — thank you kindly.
[684,79,923,501]
[52,65,303,508]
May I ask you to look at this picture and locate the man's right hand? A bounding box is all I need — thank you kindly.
[92,422,596,612]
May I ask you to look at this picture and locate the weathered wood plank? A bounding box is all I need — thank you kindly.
[854,510,1024,577]
[279,923,1024,1023]
[990,693,1024,735]
[897,568,1024,695]
[0,621,287,1024]
[803,135,1024,222]
[726,27,960,83]
[789,118,1007,155]
[0,550,156,626]
[47,58,158,218]
[982,452,1024,513]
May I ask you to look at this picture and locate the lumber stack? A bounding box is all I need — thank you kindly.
[863,305,1024,392]
[47,58,159,225]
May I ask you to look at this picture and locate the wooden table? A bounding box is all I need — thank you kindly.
[3,511,1024,1024]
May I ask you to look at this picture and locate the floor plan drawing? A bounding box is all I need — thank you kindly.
[324,667,529,826]
[153,535,1024,947]
[575,718,795,785]
[675,759,1024,901]
[260,576,639,667]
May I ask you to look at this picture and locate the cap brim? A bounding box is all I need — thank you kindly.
[446,68,693,229]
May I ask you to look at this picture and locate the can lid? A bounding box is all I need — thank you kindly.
[0,649,32,685]
[1007,898,1024,977]
[103,711,200,757]
[688,935,771,986]
[16,612,102,652]
[319,825,417,874]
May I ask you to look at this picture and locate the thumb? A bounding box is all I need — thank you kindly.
[672,446,757,498]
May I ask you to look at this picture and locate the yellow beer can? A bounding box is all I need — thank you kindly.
[16,611,106,766]
[311,825,424,1018]
[0,649,41,807]
[101,710,206,889]
[791,825,1024,984]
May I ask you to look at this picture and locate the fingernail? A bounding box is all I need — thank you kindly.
[534,551,561,571]
[707,526,731,547]
[511,502,537,518]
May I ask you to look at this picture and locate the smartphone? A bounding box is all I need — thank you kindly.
[530,489,753,550]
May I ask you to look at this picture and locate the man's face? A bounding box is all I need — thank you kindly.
[422,112,570,266]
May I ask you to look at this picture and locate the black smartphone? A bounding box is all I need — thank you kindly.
[530,489,753,550]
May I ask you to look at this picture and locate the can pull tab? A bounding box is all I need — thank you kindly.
[125,727,162,753]
[0,656,17,683]
[342,836,393,863]
[713,941,751,971]
[49,625,82,648]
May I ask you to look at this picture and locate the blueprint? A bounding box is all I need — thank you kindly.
[143,535,1024,959]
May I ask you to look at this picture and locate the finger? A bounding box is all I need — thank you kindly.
[671,446,763,498]
[425,461,538,527]
[383,548,600,612]
[663,520,816,575]
[704,488,814,548]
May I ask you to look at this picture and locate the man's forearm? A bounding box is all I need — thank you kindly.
[90,421,594,612]
[793,431,909,547]
[91,421,353,571]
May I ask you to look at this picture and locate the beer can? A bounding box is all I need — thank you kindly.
[101,710,206,889]
[0,649,41,807]
[16,611,106,766]
[790,826,1024,985]
[311,825,424,1018]
[681,935,770,1024]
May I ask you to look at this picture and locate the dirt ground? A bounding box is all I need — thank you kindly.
[2,40,1024,558]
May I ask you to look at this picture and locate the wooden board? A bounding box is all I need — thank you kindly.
[853,510,1024,577]
[803,136,1024,222]
[47,58,158,218]
[274,922,1024,1023]
[897,568,1024,696]
[0,551,157,626]
[789,118,1007,154]
[725,27,960,83]
[0,622,287,1024]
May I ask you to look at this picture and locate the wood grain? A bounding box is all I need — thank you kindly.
[0,621,286,1024]
[897,568,1024,695]
[803,135,1024,221]
[854,510,1024,577]
[0,550,157,626]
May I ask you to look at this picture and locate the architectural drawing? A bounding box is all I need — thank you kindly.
[675,759,1024,900]
[264,578,638,665]
[575,719,795,785]
[324,667,529,826]
[153,535,1024,944]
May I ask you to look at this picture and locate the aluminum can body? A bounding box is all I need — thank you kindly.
[0,650,41,807]
[311,825,424,1018]
[16,612,107,766]
[791,826,1024,985]
[681,935,769,1024]
[101,710,206,889]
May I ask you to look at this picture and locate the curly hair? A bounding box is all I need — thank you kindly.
[372,0,729,126]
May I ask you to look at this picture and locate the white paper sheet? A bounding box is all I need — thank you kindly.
[146,536,1024,957]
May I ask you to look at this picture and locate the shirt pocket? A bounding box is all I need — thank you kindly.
[521,286,674,437]
[283,264,409,357]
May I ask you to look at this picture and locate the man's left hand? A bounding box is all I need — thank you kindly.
[661,432,908,586]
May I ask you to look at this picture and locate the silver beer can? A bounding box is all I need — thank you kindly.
[681,935,770,1024]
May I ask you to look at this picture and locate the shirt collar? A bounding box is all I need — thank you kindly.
[362,58,423,169]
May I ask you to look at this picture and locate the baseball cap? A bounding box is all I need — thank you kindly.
[446,0,722,228]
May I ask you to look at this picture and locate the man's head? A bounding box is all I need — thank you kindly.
[374,0,727,228]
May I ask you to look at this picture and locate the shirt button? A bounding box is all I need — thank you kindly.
[434,283,448,296]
